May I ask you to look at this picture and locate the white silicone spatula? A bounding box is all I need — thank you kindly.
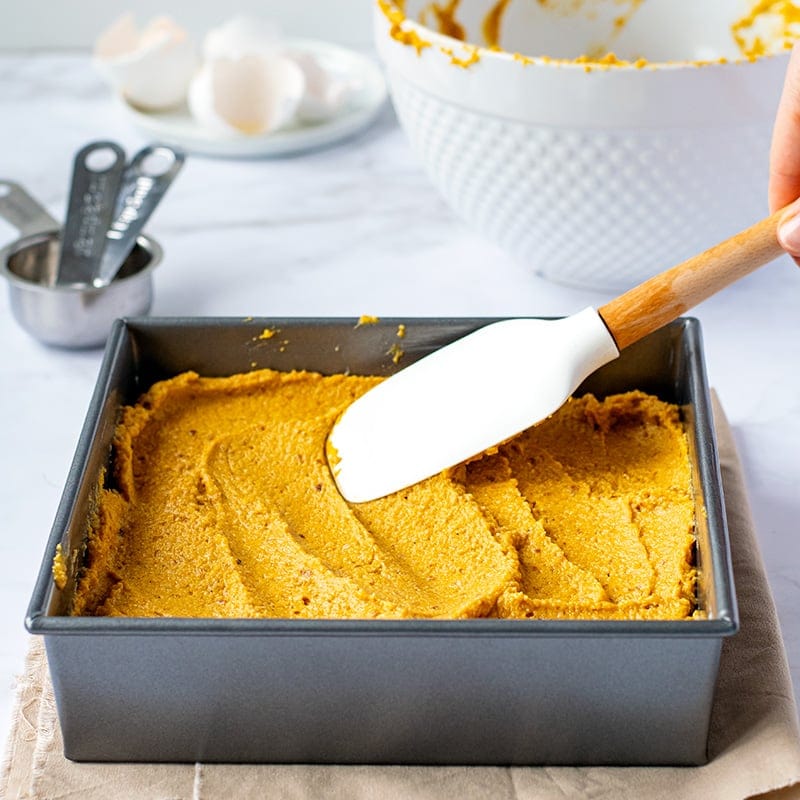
[329,209,787,503]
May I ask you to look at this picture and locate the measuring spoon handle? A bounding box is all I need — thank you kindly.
[56,140,127,286]
[93,144,185,287]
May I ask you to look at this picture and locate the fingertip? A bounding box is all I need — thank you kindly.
[777,202,800,256]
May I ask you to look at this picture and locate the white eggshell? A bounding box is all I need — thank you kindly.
[188,53,306,136]
[287,50,353,123]
[202,15,283,61]
[94,14,199,111]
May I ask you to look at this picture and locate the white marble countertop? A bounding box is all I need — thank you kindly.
[1,53,799,747]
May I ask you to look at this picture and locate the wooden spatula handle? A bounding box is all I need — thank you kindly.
[598,209,787,351]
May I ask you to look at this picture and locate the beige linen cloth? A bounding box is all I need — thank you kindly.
[2,395,799,800]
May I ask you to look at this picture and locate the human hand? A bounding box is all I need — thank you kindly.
[770,42,800,262]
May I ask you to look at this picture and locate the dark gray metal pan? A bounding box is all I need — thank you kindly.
[26,316,737,765]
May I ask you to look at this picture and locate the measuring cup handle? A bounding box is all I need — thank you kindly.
[0,181,60,237]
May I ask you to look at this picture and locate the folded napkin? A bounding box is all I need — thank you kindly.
[2,395,799,800]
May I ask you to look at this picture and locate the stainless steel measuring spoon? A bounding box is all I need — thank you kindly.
[56,140,126,286]
[92,144,184,288]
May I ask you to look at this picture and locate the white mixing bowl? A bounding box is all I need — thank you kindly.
[375,0,793,290]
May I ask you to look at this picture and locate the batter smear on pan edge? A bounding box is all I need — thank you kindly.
[69,369,697,620]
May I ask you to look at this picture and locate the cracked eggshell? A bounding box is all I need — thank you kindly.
[287,50,353,123]
[202,14,283,60]
[94,14,199,111]
[187,53,306,136]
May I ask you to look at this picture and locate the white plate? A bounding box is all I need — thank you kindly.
[120,40,388,158]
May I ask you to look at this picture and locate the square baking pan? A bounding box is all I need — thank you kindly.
[26,316,738,765]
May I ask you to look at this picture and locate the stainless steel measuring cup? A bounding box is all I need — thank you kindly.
[0,180,161,348]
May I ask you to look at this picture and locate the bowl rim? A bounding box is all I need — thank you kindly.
[377,0,794,71]
[374,1,789,128]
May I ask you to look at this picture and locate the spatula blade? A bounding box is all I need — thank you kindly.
[328,307,619,503]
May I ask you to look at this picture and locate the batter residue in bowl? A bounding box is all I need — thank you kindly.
[382,0,799,68]
[379,0,433,54]
[70,370,697,621]
[732,0,800,58]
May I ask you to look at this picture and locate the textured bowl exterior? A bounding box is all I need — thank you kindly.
[376,3,789,290]
[388,73,774,289]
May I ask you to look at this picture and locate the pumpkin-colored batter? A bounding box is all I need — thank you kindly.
[69,371,696,620]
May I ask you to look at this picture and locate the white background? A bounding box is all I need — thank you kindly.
[0,0,373,51]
